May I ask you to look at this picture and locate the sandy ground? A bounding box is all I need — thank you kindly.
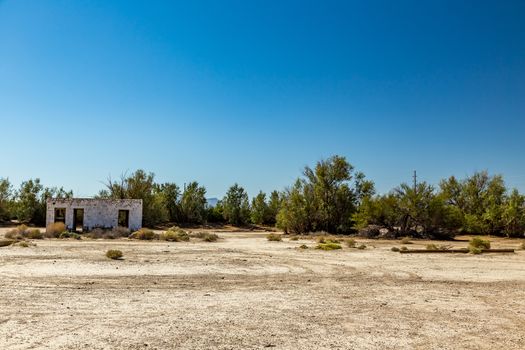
[1,228,525,350]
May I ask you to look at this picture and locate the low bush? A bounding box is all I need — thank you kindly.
[469,246,483,255]
[190,231,219,242]
[469,237,491,250]
[391,247,400,252]
[316,242,342,250]
[357,244,367,250]
[317,236,340,244]
[400,246,408,251]
[160,229,190,242]
[18,241,29,248]
[289,236,300,241]
[106,249,123,260]
[426,244,438,251]
[346,238,356,248]
[46,222,67,238]
[267,233,282,241]
[130,228,158,240]
[27,229,43,239]
[400,237,412,244]
[299,244,308,249]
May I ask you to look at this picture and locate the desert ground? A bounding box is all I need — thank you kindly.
[1,227,525,350]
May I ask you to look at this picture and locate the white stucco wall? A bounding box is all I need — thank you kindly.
[46,198,143,231]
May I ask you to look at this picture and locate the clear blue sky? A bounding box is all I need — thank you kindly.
[1,0,524,198]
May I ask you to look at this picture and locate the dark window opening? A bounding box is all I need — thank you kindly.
[118,210,129,228]
[73,209,84,232]
[54,208,66,223]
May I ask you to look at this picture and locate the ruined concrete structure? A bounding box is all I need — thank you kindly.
[46,198,143,231]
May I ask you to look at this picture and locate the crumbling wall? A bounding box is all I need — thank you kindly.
[46,198,143,231]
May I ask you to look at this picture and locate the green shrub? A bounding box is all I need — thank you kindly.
[18,241,29,248]
[130,228,158,240]
[426,244,438,251]
[469,237,490,250]
[469,246,483,254]
[106,249,123,260]
[267,233,282,241]
[400,237,412,244]
[357,244,367,250]
[346,238,356,248]
[316,242,342,250]
[391,247,400,252]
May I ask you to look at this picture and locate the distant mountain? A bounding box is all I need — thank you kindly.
[206,197,219,208]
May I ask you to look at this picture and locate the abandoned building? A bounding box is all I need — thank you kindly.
[46,198,143,232]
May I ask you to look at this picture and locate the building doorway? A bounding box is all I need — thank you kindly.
[73,209,84,232]
[118,210,129,228]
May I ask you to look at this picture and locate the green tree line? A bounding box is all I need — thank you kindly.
[1,156,524,238]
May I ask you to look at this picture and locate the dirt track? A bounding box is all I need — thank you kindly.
[1,228,525,349]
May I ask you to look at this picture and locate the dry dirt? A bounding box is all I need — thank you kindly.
[1,228,525,350]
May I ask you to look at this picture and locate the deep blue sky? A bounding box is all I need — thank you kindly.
[1,0,524,198]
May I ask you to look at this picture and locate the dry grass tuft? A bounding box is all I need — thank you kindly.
[400,237,412,244]
[267,233,282,241]
[106,249,123,260]
[130,228,158,240]
[45,222,67,238]
[316,242,342,250]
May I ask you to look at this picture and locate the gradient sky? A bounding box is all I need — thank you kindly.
[1,0,524,198]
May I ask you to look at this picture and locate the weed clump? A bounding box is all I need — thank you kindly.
[267,233,282,242]
[106,249,123,260]
[18,241,30,248]
[316,242,342,250]
[191,231,219,242]
[357,244,367,250]
[160,227,190,242]
[59,232,81,240]
[45,222,67,238]
[130,228,158,240]
[6,226,43,239]
[426,244,438,251]
[400,246,408,251]
[391,247,400,252]
[469,237,490,250]
[299,244,308,249]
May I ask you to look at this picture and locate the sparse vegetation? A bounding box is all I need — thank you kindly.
[5,225,43,239]
[426,243,438,251]
[18,241,29,247]
[299,244,308,249]
[267,233,282,241]
[106,249,123,260]
[160,227,190,242]
[130,228,158,240]
[391,247,400,252]
[45,222,67,238]
[400,246,408,251]
[59,232,81,240]
[469,237,491,250]
[316,242,342,250]
[357,244,366,250]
